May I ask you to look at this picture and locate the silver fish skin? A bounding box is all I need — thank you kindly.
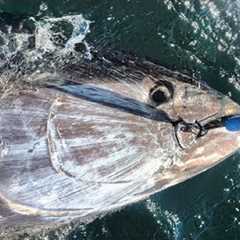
[0,55,240,238]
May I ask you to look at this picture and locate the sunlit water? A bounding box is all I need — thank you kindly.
[1,0,240,239]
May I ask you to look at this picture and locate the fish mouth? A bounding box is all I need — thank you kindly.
[172,86,240,150]
[179,92,240,166]
[151,93,240,195]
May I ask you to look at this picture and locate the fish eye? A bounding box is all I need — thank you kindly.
[150,87,168,105]
[149,80,174,106]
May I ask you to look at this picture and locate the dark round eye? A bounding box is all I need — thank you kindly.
[151,87,168,104]
[149,80,174,106]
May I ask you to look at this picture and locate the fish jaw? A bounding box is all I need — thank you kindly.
[183,128,240,170]
[139,127,240,202]
[150,94,240,195]
[192,85,240,152]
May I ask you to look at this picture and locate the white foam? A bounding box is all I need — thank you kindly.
[146,199,181,239]
[0,13,92,89]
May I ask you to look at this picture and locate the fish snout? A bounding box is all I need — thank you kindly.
[219,94,240,118]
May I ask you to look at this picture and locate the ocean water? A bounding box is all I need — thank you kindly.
[1,0,240,239]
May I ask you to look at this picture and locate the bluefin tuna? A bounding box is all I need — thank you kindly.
[0,52,240,238]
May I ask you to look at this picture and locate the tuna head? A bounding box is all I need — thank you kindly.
[140,75,240,194]
[47,74,240,196]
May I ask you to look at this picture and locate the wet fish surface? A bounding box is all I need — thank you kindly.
[0,52,240,238]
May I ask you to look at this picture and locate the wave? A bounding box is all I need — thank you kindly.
[0,9,91,96]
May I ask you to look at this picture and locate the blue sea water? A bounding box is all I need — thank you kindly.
[1,0,240,239]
